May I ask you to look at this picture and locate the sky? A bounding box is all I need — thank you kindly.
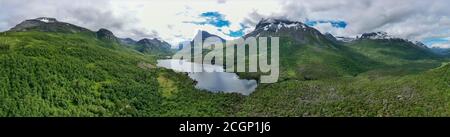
[0,0,449,48]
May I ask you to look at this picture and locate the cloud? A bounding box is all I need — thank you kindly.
[217,0,227,4]
[425,37,450,48]
[430,42,450,48]
[185,11,250,38]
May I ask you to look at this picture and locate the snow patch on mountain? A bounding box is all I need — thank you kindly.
[360,32,396,40]
[35,17,57,23]
[257,18,307,32]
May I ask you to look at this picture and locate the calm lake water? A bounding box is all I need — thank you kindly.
[157,59,257,95]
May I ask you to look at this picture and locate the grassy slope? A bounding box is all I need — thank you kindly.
[0,31,241,116]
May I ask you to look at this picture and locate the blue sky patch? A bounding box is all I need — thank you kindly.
[184,11,230,28]
[306,20,347,28]
[223,24,249,37]
[423,37,449,46]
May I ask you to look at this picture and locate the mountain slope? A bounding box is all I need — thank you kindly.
[235,19,449,116]
[0,19,241,116]
[344,36,443,77]
[240,19,380,80]
[134,38,173,57]
[238,19,443,81]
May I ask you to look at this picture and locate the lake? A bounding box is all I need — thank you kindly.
[157,59,257,95]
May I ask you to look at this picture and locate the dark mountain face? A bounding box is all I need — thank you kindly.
[9,17,91,33]
[244,18,324,43]
[96,28,119,42]
[357,32,431,51]
[136,38,172,55]
[324,33,337,42]
[431,47,450,56]
[120,38,137,45]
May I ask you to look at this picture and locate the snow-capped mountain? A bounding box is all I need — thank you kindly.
[36,17,57,23]
[244,18,323,43]
[255,18,308,32]
[359,32,395,40]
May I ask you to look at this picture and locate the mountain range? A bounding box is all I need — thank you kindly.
[9,17,174,57]
[0,17,449,117]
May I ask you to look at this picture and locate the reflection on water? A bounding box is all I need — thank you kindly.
[157,59,257,95]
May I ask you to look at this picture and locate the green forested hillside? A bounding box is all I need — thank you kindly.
[232,35,450,116]
[0,31,241,116]
[238,63,450,116]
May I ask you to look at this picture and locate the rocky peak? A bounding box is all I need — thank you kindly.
[359,32,394,40]
[255,18,308,32]
[35,17,58,23]
[244,18,322,43]
[96,28,118,42]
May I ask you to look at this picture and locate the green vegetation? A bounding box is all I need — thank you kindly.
[0,31,241,116]
[238,64,450,116]
[0,30,449,117]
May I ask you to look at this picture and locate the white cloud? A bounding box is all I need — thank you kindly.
[108,0,281,44]
[431,42,450,48]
